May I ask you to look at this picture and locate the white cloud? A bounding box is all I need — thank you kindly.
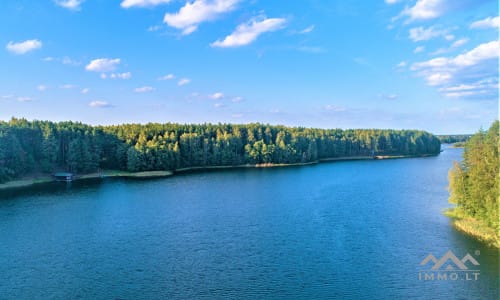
[432,38,469,55]
[209,92,224,99]
[396,61,407,68]
[54,0,84,10]
[81,88,90,94]
[6,39,42,55]
[408,26,451,42]
[414,46,425,53]
[451,38,468,48]
[1,95,14,100]
[231,96,244,103]
[402,0,448,22]
[85,58,121,72]
[164,0,240,35]
[425,73,452,86]
[158,74,175,80]
[411,41,499,98]
[385,0,402,4]
[121,0,171,8]
[213,103,225,108]
[89,100,111,108]
[299,25,315,34]
[470,16,500,30]
[102,72,132,80]
[412,41,499,70]
[134,86,155,93]
[211,16,286,48]
[178,78,191,86]
[17,97,33,102]
[42,57,54,62]
[37,85,48,91]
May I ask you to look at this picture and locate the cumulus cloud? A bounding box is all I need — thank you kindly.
[178,78,191,86]
[134,86,155,93]
[211,16,286,48]
[164,0,240,35]
[89,100,111,108]
[6,39,42,55]
[470,16,500,30]
[158,74,175,80]
[411,40,499,99]
[85,58,121,72]
[54,0,84,10]
[401,0,449,22]
[121,0,172,8]
[408,26,452,42]
[400,0,485,23]
[209,92,224,99]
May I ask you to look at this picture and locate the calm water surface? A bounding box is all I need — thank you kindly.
[0,146,498,299]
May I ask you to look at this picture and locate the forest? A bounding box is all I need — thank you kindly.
[0,118,441,183]
[448,120,499,233]
[437,134,472,144]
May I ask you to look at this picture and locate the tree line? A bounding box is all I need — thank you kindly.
[448,120,498,230]
[0,118,441,183]
[437,134,471,144]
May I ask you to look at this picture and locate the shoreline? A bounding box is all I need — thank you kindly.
[0,153,437,191]
[444,208,500,248]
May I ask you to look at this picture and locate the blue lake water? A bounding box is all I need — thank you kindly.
[0,146,498,299]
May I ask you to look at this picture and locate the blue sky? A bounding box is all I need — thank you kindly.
[0,0,498,134]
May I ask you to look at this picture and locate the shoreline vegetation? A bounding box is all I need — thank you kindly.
[444,208,500,248]
[445,120,499,248]
[0,154,435,191]
[0,118,442,187]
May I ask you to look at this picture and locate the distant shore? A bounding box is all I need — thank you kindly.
[0,153,437,191]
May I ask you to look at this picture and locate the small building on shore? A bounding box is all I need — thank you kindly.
[53,172,75,182]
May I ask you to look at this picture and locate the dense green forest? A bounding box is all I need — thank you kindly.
[448,121,499,232]
[0,118,441,183]
[437,134,471,144]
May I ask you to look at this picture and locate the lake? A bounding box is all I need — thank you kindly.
[0,146,498,299]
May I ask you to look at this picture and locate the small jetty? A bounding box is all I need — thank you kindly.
[53,172,75,182]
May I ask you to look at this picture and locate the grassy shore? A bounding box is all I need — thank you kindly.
[444,208,500,248]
